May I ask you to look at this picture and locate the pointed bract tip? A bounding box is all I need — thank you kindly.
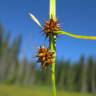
[29,12,42,28]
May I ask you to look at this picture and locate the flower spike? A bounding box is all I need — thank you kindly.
[36,45,54,71]
[42,17,61,38]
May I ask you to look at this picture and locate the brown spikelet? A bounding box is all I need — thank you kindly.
[36,45,54,70]
[42,17,61,38]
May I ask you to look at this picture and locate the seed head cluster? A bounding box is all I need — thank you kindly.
[43,18,61,38]
[36,45,54,70]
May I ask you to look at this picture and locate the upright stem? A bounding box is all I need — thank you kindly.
[49,0,56,20]
[49,0,56,96]
[49,34,56,96]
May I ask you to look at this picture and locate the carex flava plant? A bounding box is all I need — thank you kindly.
[29,0,96,96]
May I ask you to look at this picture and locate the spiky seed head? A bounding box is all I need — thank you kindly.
[42,17,61,38]
[36,45,54,71]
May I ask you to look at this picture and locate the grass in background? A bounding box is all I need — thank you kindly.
[0,84,94,96]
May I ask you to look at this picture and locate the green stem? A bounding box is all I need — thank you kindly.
[49,0,56,19]
[49,34,56,96]
[49,0,56,96]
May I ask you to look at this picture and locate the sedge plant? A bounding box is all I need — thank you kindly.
[29,0,96,96]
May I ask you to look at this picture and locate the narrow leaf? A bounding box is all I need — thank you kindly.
[56,31,96,40]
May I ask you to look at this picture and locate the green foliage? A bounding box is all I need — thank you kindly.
[0,24,22,84]
[0,84,93,96]
[0,25,3,57]
[0,24,96,94]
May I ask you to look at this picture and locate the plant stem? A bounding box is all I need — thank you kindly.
[49,34,56,96]
[49,0,56,20]
[49,0,56,96]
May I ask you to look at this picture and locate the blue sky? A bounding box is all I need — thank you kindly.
[0,0,96,62]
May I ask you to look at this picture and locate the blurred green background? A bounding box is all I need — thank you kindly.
[0,25,96,96]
